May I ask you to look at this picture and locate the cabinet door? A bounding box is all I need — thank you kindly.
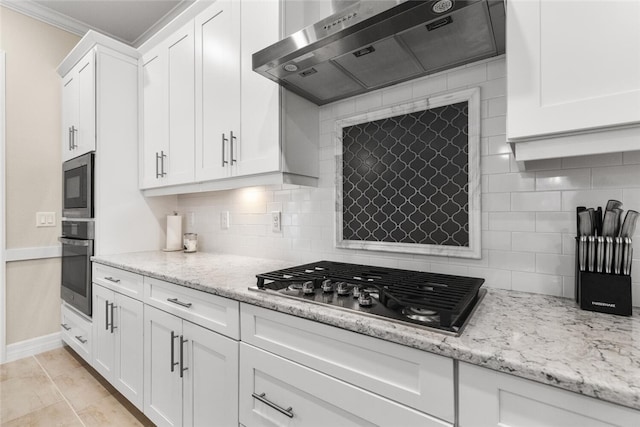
[166,22,196,186]
[76,50,96,156]
[92,284,115,381]
[507,0,640,140]
[239,343,450,427]
[61,73,78,162]
[195,0,240,181]
[183,320,239,427]
[237,0,281,177]
[113,293,144,411]
[141,48,169,189]
[144,305,183,427]
[458,362,640,427]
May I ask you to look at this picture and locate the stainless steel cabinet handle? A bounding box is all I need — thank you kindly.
[70,126,77,149]
[68,127,73,151]
[105,300,110,331]
[230,131,237,165]
[252,393,294,418]
[160,150,167,177]
[167,297,192,308]
[155,151,160,178]
[75,335,87,344]
[179,336,188,378]
[221,133,229,167]
[104,276,121,283]
[61,323,71,331]
[170,331,179,373]
[110,302,117,334]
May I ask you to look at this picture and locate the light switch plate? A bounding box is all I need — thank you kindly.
[36,212,56,227]
[271,211,281,233]
[221,211,230,229]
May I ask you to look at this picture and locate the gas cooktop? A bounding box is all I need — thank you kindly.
[250,261,485,336]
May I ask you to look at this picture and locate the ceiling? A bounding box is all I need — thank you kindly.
[1,0,195,47]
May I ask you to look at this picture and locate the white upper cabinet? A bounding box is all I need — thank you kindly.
[61,50,95,161]
[139,0,319,196]
[507,0,640,161]
[141,22,195,189]
[195,0,241,181]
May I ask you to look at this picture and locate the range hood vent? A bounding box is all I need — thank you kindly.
[253,0,505,106]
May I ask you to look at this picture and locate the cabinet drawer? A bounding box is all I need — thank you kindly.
[240,303,454,423]
[239,343,450,427]
[61,302,92,364]
[144,277,239,339]
[93,263,143,300]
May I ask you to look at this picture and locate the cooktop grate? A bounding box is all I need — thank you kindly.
[256,260,484,328]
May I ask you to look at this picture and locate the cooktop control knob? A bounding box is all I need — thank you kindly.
[302,281,315,295]
[358,290,373,307]
[353,286,360,298]
[336,282,350,296]
[321,279,334,293]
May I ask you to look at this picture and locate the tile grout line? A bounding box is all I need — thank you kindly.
[32,355,87,427]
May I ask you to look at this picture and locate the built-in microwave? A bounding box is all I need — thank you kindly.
[63,152,94,218]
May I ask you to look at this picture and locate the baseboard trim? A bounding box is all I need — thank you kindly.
[5,332,63,362]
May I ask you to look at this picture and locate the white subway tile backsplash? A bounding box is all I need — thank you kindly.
[176,58,638,305]
[561,152,622,169]
[512,232,562,254]
[536,168,591,191]
[592,165,640,188]
[561,189,624,211]
[511,192,561,212]
[488,172,535,192]
[481,154,511,175]
[489,250,535,272]
[512,272,563,296]
[482,193,510,212]
[447,63,487,89]
[489,212,536,231]
[623,151,640,165]
[535,254,575,276]
[535,212,574,234]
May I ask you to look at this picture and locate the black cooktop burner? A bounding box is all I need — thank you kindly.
[252,261,485,335]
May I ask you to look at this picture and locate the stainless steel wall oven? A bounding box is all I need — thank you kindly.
[60,220,94,316]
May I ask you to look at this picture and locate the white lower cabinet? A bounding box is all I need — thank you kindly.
[61,302,92,364]
[144,304,239,427]
[239,343,449,427]
[92,283,144,410]
[458,362,640,427]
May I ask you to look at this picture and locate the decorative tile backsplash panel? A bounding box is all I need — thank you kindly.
[336,88,481,258]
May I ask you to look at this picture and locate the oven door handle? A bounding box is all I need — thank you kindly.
[59,237,92,247]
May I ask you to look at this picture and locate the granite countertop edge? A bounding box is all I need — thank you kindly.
[91,252,640,412]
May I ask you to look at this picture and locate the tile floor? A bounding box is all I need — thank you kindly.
[0,346,154,426]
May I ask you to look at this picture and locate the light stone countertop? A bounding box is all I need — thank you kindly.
[92,251,640,411]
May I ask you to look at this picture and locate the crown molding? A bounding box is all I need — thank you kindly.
[0,0,132,46]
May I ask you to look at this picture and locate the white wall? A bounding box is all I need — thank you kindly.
[177,56,640,306]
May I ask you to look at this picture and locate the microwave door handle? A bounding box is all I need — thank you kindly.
[58,237,91,247]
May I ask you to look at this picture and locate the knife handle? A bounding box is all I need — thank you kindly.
[579,236,587,272]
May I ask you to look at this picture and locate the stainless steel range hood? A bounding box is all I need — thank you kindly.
[253,0,505,106]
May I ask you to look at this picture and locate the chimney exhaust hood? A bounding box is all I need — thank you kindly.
[252,0,505,106]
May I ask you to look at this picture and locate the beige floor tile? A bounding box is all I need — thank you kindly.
[77,394,154,427]
[51,364,114,413]
[2,401,83,427]
[0,356,42,382]
[0,365,64,423]
[35,346,86,379]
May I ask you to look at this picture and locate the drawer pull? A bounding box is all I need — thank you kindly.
[167,298,192,308]
[74,335,87,344]
[104,276,121,283]
[252,393,294,418]
[61,323,71,331]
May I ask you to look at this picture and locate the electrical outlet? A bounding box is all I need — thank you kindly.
[221,211,230,229]
[36,212,56,227]
[271,211,281,233]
